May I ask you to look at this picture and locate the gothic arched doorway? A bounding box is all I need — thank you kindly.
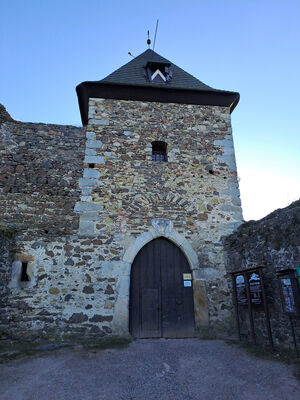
[129,237,195,338]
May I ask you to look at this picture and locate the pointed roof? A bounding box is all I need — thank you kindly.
[101,49,215,91]
[76,49,239,125]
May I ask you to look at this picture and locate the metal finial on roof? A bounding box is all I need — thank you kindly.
[153,20,159,51]
[147,31,151,48]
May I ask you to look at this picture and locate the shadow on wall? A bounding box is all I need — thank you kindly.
[223,199,300,349]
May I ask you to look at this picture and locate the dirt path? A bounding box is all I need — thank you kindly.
[0,339,299,400]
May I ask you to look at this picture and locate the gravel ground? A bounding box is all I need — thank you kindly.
[0,339,299,400]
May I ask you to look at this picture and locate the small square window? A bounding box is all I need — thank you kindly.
[152,141,167,162]
[21,262,30,282]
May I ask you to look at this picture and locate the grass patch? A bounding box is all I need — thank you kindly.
[0,335,132,364]
[78,335,131,351]
[0,339,45,363]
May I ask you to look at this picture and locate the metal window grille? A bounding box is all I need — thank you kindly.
[152,141,167,162]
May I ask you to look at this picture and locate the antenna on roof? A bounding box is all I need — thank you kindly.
[128,52,135,58]
[147,30,151,48]
[153,19,159,51]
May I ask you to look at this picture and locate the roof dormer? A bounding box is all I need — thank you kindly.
[145,61,172,83]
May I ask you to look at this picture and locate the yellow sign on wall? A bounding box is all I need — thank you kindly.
[183,273,192,280]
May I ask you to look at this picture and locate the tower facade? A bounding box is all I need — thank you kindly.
[1,49,243,340]
[75,49,243,337]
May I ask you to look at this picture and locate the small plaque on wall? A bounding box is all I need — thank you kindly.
[183,273,192,280]
[184,281,192,287]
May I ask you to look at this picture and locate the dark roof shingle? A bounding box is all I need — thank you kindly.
[101,49,219,92]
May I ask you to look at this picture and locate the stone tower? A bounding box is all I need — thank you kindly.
[75,49,243,337]
[0,49,243,340]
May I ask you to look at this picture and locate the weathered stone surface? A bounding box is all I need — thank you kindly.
[88,119,109,125]
[83,285,94,294]
[74,202,102,213]
[69,312,88,323]
[83,169,100,179]
[83,155,105,164]
[49,287,60,295]
[0,98,243,341]
[89,314,113,322]
[79,220,95,236]
[86,140,102,149]
[0,117,84,238]
[223,200,300,348]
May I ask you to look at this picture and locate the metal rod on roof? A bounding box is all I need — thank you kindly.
[153,19,159,51]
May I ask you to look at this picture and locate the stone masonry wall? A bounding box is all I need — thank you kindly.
[0,109,85,239]
[0,100,243,340]
[72,98,243,336]
[223,200,300,349]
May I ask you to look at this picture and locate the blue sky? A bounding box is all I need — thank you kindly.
[1,0,300,221]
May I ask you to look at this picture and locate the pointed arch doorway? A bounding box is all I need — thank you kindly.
[129,237,195,338]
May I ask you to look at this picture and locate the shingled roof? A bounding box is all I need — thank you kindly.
[76,49,239,125]
[101,49,216,91]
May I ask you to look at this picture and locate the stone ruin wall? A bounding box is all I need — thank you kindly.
[0,107,85,238]
[0,101,243,340]
[223,200,300,349]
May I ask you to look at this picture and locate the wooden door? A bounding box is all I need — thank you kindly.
[129,237,195,338]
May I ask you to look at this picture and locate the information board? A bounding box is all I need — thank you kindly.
[279,274,297,314]
[249,272,262,305]
[236,274,247,305]
[235,271,262,305]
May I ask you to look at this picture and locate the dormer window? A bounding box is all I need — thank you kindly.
[152,141,167,162]
[146,62,172,84]
[151,69,166,82]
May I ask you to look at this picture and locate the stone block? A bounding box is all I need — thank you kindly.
[81,187,92,196]
[180,240,198,270]
[80,212,100,222]
[112,295,129,334]
[193,279,209,327]
[123,232,154,263]
[88,119,109,125]
[80,196,92,202]
[74,201,103,213]
[216,154,237,171]
[213,139,233,147]
[79,178,103,187]
[168,230,185,246]
[85,148,97,156]
[79,220,95,236]
[83,169,100,179]
[86,140,102,149]
[117,275,130,296]
[220,204,242,213]
[101,261,129,278]
[84,155,105,164]
[151,218,173,236]
[221,189,240,197]
[86,131,95,139]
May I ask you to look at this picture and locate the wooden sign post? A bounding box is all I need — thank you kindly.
[277,268,300,357]
[230,266,274,350]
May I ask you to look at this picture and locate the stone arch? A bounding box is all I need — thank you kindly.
[123,218,198,270]
[112,218,199,335]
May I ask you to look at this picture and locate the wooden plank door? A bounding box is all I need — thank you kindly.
[129,237,195,338]
[129,239,162,338]
[160,238,195,338]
